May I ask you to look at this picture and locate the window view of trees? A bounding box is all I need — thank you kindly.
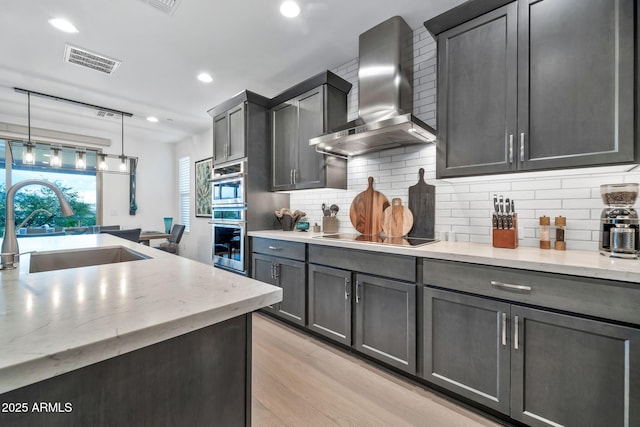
[0,182,96,234]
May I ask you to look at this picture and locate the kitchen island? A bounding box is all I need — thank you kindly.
[249,230,640,427]
[0,234,281,426]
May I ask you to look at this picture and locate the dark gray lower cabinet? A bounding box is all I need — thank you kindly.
[511,305,640,427]
[252,253,305,326]
[308,264,352,346]
[355,274,416,374]
[424,287,640,426]
[423,288,511,414]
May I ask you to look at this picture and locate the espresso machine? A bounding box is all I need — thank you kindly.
[599,183,639,259]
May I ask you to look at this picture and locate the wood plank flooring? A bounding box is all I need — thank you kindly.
[252,313,503,427]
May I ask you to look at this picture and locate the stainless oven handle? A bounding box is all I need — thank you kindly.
[209,220,246,227]
[210,172,245,182]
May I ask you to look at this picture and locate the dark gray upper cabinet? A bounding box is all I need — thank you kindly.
[436,3,518,177]
[208,91,271,165]
[271,71,351,191]
[426,0,637,178]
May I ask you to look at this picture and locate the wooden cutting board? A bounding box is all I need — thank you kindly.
[350,177,389,235]
[382,198,414,237]
[408,168,435,238]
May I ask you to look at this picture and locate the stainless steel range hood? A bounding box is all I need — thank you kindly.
[310,16,437,157]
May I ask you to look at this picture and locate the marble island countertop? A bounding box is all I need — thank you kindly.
[249,230,640,283]
[0,234,282,394]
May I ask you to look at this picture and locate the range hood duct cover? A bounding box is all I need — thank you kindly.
[310,16,436,157]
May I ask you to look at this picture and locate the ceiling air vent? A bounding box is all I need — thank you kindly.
[63,44,121,75]
[138,0,183,15]
[97,110,122,119]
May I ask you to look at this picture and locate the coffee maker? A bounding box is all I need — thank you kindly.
[599,183,639,259]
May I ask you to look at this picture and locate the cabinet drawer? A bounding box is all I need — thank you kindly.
[309,245,416,282]
[252,238,305,261]
[423,259,640,326]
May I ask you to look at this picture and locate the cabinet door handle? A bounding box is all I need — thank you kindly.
[272,263,279,279]
[344,278,350,300]
[268,246,282,251]
[520,133,525,160]
[514,315,519,350]
[355,280,360,303]
[491,281,532,293]
[508,134,513,163]
[270,263,275,279]
[290,169,294,185]
[501,312,507,346]
[292,168,296,185]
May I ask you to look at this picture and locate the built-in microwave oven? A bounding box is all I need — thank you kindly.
[212,160,245,206]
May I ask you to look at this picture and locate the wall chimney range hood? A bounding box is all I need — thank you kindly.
[310,16,437,157]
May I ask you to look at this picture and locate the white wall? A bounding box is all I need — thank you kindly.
[289,25,640,252]
[173,128,213,264]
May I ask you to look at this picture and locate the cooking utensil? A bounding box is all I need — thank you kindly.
[330,204,339,216]
[492,194,499,229]
[408,168,435,238]
[382,198,414,237]
[322,203,331,217]
[349,176,390,235]
[505,197,512,229]
[498,195,504,229]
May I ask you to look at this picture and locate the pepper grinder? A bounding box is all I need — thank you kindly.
[554,216,566,250]
[539,216,551,249]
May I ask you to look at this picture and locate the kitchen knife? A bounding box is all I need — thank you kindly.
[498,195,504,229]
[505,197,512,229]
[491,194,498,228]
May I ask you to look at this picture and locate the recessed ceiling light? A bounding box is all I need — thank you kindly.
[147,116,159,123]
[197,73,213,83]
[48,18,79,33]
[280,1,300,18]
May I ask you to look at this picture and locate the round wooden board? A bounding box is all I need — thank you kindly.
[382,198,414,237]
[349,177,389,235]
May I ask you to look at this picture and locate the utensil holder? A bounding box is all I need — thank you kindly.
[323,217,338,233]
[492,214,518,249]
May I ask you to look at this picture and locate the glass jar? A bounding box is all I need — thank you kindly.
[554,216,566,250]
[539,216,550,249]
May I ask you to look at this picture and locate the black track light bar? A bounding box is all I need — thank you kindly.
[14,87,133,117]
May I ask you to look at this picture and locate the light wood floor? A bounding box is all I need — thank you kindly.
[252,313,503,427]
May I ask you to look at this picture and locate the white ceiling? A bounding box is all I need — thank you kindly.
[0,0,462,145]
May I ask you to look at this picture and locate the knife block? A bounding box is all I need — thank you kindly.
[492,214,518,249]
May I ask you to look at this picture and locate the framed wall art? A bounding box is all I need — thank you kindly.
[195,157,212,217]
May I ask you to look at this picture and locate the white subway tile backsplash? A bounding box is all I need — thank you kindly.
[286,23,635,252]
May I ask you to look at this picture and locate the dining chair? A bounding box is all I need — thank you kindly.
[155,224,186,254]
[100,228,142,242]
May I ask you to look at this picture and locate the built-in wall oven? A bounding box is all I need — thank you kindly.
[211,160,247,274]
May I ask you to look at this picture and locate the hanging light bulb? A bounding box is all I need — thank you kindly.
[23,143,36,165]
[50,147,62,167]
[119,155,127,172]
[75,150,86,169]
[98,153,108,171]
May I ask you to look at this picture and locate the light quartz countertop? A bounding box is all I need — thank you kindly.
[0,234,281,394]
[249,230,640,284]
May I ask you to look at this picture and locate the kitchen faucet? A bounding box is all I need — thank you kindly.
[1,180,74,270]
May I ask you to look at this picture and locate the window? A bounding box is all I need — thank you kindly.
[1,140,98,235]
[178,156,190,232]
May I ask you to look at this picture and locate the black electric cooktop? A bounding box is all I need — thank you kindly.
[314,233,438,247]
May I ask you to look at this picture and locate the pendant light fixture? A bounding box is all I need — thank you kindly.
[10,88,137,175]
[22,92,36,165]
[119,114,127,172]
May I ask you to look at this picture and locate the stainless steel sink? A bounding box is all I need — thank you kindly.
[29,246,151,273]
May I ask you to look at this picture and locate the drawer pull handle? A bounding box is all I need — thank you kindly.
[501,312,507,346]
[491,281,532,293]
[268,246,282,251]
